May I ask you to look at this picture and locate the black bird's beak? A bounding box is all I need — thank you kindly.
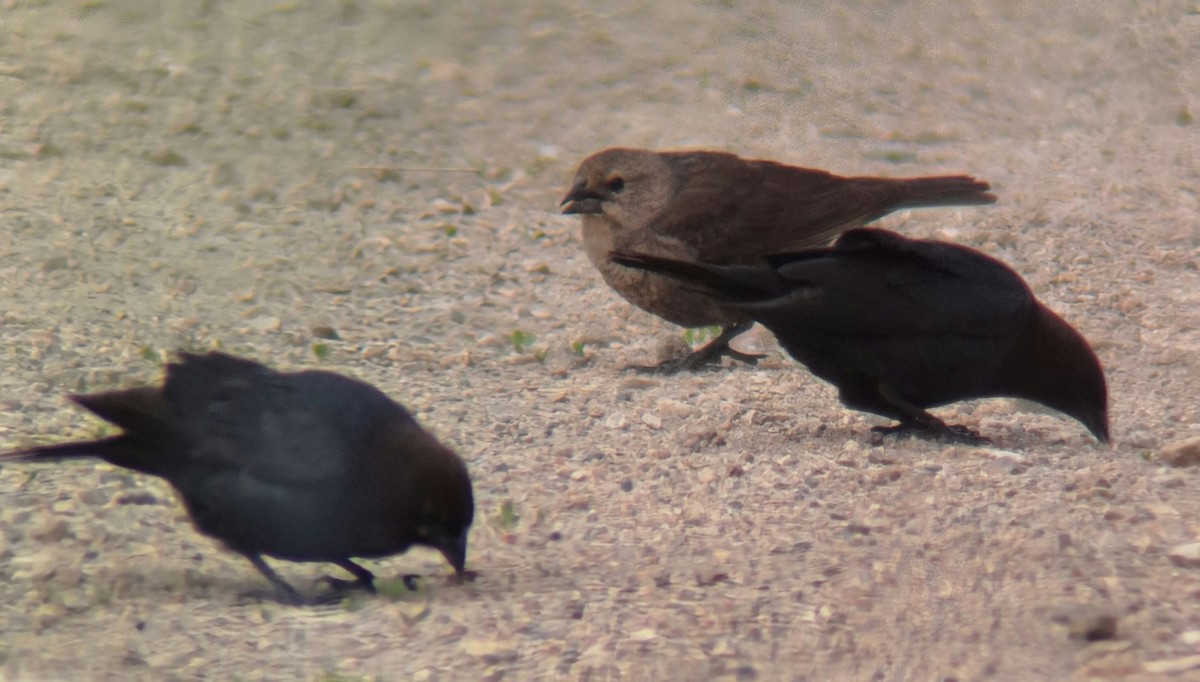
[560,186,605,215]
[437,527,469,574]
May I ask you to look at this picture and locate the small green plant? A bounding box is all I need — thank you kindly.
[492,500,519,529]
[682,325,721,345]
[315,673,378,682]
[312,342,330,359]
[571,340,586,357]
[19,470,38,490]
[375,576,420,601]
[139,346,161,364]
[508,329,535,353]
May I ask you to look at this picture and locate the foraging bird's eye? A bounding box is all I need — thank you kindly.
[605,176,625,193]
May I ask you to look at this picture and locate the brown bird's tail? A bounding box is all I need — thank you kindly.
[864,175,997,219]
[610,251,783,303]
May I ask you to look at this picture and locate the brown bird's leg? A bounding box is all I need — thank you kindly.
[321,559,378,593]
[245,553,306,605]
[631,320,764,374]
[870,385,992,445]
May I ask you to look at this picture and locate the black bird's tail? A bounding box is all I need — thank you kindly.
[610,251,783,303]
[0,436,124,463]
[0,386,171,476]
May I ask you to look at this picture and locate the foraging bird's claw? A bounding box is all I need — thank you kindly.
[870,421,992,446]
[320,575,377,594]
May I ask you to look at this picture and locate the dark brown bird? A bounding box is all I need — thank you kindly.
[561,148,997,372]
[0,351,475,604]
[611,228,1109,444]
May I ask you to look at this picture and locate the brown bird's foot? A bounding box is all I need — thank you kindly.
[628,322,760,375]
[721,346,766,366]
[870,420,992,446]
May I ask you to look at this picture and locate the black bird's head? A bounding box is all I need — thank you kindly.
[1006,305,1110,444]
[411,451,476,575]
[560,148,674,229]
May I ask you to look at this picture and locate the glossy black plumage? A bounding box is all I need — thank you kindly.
[611,228,1109,443]
[0,352,475,604]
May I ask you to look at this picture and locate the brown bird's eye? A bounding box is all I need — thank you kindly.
[605,176,625,193]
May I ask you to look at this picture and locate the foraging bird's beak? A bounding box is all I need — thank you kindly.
[1090,414,1111,445]
[560,186,605,215]
[438,527,470,574]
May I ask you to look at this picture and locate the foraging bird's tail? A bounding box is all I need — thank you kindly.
[0,437,123,463]
[0,386,171,476]
[873,175,997,213]
[610,251,784,303]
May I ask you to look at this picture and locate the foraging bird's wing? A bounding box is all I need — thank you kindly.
[653,153,868,262]
[761,229,1032,338]
[163,354,362,487]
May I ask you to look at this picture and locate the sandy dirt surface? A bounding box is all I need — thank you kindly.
[1,1,1199,680]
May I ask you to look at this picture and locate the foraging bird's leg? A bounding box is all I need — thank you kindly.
[245,553,306,605]
[872,385,992,445]
[630,320,764,374]
[322,559,378,593]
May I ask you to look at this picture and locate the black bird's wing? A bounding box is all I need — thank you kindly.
[758,228,1032,338]
[613,228,1034,413]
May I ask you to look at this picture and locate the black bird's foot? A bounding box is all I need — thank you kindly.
[321,558,378,594]
[870,421,992,446]
[244,553,314,606]
[319,575,377,594]
[448,569,479,586]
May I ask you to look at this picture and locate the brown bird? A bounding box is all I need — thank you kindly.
[611,228,1109,444]
[561,148,997,372]
[0,351,475,604]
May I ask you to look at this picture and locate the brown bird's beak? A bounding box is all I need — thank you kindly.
[437,527,470,575]
[560,186,605,215]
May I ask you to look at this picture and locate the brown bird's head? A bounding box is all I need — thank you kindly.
[560,148,675,230]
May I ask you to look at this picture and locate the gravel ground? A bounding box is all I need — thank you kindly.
[1,1,1199,680]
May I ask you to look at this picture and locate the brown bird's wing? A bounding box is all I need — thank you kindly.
[652,152,992,263]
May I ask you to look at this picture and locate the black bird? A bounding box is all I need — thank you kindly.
[562,148,997,373]
[0,351,475,604]
[611,228,1109,443]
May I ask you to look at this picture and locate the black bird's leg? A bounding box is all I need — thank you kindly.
[631,320,764,374]
[871,385,992,445]
[245,553,306,605]
[321,559,378,593]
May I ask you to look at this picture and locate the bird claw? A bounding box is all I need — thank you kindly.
[942,424,993,445]
[870,422,992,446]
[320,574,377,594]
[624,357,719,375]
[625,345,761,375]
